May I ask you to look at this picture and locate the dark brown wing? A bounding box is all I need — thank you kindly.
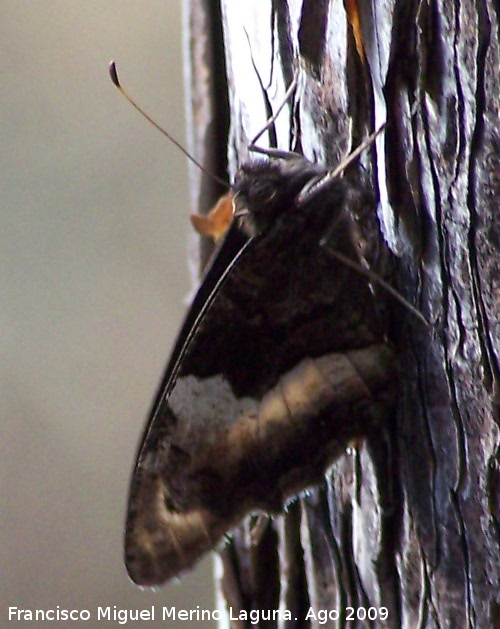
[125,168,394,586]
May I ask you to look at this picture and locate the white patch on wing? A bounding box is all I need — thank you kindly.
[168,375,258,448]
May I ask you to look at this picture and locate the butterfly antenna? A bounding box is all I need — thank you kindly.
[109,61,227,188]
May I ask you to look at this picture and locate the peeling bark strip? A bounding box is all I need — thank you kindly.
[182,0,500,627]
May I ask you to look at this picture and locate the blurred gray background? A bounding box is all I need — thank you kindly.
[1,2,216,626]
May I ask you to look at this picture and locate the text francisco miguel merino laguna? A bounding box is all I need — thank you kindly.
[8,606,320,624]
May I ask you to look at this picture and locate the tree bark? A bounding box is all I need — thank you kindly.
[185,1,500,627]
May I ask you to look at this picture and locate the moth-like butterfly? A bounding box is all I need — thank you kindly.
[110,63,395,587]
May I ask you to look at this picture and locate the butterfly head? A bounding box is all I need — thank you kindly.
[232,157,326,234]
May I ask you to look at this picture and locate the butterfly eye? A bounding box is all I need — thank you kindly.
[251,181,277,204]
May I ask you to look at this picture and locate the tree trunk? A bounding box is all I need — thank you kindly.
[185,1,500,627]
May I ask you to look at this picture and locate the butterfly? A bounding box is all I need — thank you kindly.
[124,153,397,589]
[110,59,394,587]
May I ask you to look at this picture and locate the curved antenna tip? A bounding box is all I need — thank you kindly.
[109,61,120,88]
[107,60,227,188]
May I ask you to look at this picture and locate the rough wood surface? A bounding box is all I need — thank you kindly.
[184,0,500,627]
